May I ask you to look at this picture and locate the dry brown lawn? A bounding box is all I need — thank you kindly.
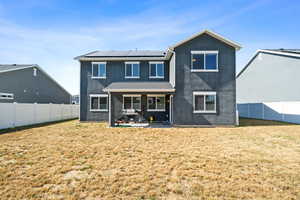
[0,119,300,200]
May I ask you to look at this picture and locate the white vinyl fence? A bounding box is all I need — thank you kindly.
[0,103,79,129]
[237,101,300,124]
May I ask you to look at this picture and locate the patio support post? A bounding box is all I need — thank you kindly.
[108,92,112,127]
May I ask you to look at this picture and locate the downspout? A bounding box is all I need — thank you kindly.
[78,60,81,121]
[167,48,176,124]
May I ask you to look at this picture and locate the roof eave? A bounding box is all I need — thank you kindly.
[0,65,38,74]
[0,64,72,96]
[169,29,242,51]
[76,56,168,61]
[259,49,300,58]
[237,49,300,79]
[103,88,176,93]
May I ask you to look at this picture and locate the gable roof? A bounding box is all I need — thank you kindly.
[75,29,241,61]
[169,29,242,51]
[236,49,300,78]
[0,64,71,96]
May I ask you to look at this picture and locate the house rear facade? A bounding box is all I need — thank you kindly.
[76,30,241,126]
[0,64,71,104]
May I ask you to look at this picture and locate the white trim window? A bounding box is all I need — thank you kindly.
[147,95,165,112]
[90,94,108,112]
[123,95,141,111]
[149,61,164,78]
[0,92,14,100]
[193,91,216,113]
[125,62,140,78]
[92,62,106,79]
[191,51,218,72]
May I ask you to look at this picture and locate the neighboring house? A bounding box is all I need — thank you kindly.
[72,95,80,104]
[237,49,300,103]
[75,30,241,126]
[0,64,71,104]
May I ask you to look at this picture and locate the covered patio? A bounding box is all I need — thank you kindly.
[103,82,175,127]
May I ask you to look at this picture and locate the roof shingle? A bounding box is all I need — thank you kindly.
[84,50,166,57]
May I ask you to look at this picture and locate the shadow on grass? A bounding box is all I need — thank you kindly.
[0,118,78,135]
[239,117,297,127]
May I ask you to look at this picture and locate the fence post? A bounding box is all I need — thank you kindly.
[49,103,52,122]
[61,104,64,120]
[12,102,17,128]
[282,102,285,121]
[247,104,250,118]
[236,110,239,126]
[262,103,264,120]
[33,103,37,124]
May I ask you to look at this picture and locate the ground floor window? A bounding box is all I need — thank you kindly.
[193,91,216,113]
[0,92,14,100]
[90,94,108,111]
[147,95,165,111]
[123,95,141,111]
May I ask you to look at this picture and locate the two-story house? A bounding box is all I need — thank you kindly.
[75,30,241,126]
[0,64,71,104]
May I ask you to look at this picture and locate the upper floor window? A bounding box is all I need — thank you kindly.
[125,62,140,78]
[90,94,108,112]
[0,92,14,100]
[149,62,164,78]
[191,51,218,72]
[92,62,106,79]
[193,91,216,113]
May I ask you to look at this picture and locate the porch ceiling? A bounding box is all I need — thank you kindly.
[103,81,175,93]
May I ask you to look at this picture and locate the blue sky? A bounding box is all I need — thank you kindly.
[0,0,299,94]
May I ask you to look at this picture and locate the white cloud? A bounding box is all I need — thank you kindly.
[0,0,272,94]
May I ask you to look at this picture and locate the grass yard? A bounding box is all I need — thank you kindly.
[0,119,300,200]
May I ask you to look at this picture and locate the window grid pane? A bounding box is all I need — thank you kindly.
[192,54,204,70]
[126,64,132,77]
[205,54,217,70]
[99,97,108,110]
[195,95,204,111]
[132,64,140,77]
[91,97,99,110]
[99,64,106,77]
[150,64,156,77]
[148,97,156,109]
[205,95,216,111]
[156,64,164,77]
[133,97,141,110]
[156,96,165,110]
[92,64,99,77]
[124,97,132,109]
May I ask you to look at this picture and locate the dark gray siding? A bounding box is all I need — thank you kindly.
[0,68,71,104]
[173,33,236,125]
[80,60,169,121]
[110,93,170,126]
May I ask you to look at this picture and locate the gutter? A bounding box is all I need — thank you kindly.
[74,56,167,61]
